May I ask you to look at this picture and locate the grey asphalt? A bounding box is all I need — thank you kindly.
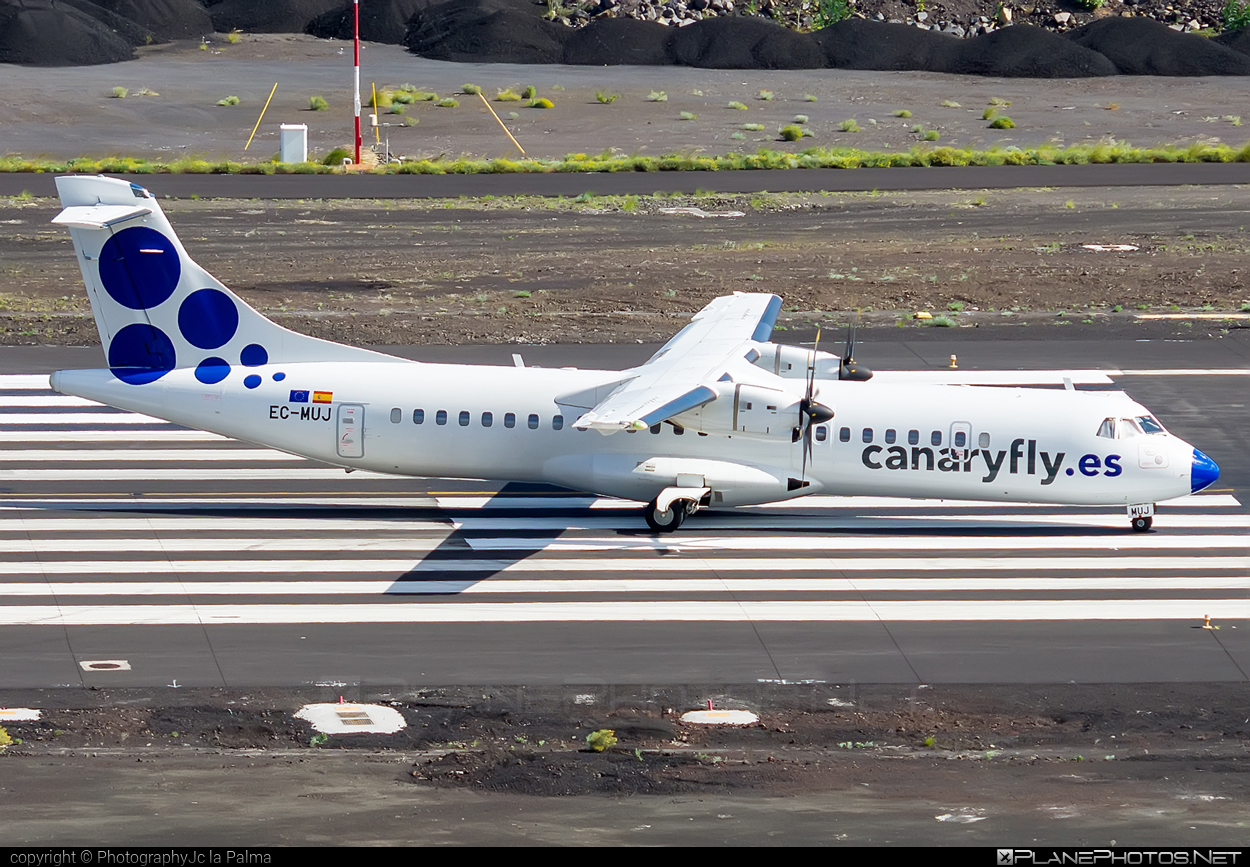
[0,334,1246,690]
[3,162,1250,199]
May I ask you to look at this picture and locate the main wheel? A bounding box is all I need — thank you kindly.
[1131,515,1153,532]
[645,499,686,533]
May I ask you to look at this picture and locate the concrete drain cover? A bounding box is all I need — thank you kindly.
[680,709,759,726]
[295,703,406,735]
[79,660,131,671]
[0,708,40,721]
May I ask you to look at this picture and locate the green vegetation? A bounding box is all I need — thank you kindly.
[216,96,240,107]
[930,314,956,327]
[8,140,1250,177]
[838,119,860,133]
[586,729,617,752]
[922,129,940,141]
[596,91,619,104]
[436,98,460,108]
[370,90,393,108]
[780,124,808,141]
[522,85,537,99]
[111,87,128,99]
[940,99,961,108]
[514,290,532,298]
[893,109,912,118]
[226,29,242,44]
[731,132,746,140]
[529,98,554,109]
[794,114,809,124]
[1226,0,1250,31]
[391,91,415,105]
[308,95,329,111]
[982,107,997,120]
[989,97,1013,107]
[804,94,818,102]
[0,727,11,748]
[309,733,328,747]
[321,148,351,166]
[758,90,774,101]
[989,116,1016,129]
[948,300,965,312]
[680,111,698,121]
[742,123,766,131]
[813,0,852,26]
[647,90,668,102]
[461,83,482,95]
[388,104,406,115]
[496,88,522,102]
[728,101,748,110]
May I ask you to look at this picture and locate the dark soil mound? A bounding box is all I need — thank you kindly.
[0,1,135,64]
[669,15,825,69]
[1066,16,1250,75]
[405,0,569,64]
[948,23,1117,77]
[561,17,673,66]
[57,0,153,45]
[306,0,429,44]
[814,19,959,71]
[96,0,212,40]
[1214,26,1250,57]
[209,0,345,33]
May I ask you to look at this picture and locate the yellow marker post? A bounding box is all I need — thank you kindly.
[372,82,380,145]
[244,82,279,150]
[477,91,526,157]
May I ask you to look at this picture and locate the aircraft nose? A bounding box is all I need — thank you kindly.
[1191,448,1220,494]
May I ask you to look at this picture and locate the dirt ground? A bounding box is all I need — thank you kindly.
[3,683,1249,844]
[3,35,1250,164]
[2,184,1248,347]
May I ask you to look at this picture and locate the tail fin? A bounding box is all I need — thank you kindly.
[53,175,392,385]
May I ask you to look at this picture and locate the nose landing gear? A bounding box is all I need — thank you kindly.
[1129,503,1155,532]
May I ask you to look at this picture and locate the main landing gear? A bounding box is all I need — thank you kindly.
[645,498,689,532]
[644,485,712,533]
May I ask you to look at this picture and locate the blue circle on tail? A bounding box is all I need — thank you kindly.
[98,227,181,310]
[195,357,231,384]
[108,324,176,385]
[240,344,268,367]
[178,289,239,349]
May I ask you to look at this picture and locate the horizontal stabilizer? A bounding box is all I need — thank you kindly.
[52,205,151,229]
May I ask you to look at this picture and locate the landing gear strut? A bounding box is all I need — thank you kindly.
[645,498,688,533]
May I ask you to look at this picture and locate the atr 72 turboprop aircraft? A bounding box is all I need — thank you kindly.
[48,175,1219,531]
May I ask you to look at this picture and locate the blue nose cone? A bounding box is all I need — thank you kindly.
[1191,448,1220,494]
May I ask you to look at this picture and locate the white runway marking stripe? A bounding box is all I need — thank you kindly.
[0,413,172,425]
[4,575,1249,596]
[0,468,396,480]
[0,449,310,463]
[0,430,228,442]
[0,555,1246,575]
[5,517,450,532]
[0,533,1243,555]
[0,375,57,389]
[0,395,102,407]
[4,598,1249,625]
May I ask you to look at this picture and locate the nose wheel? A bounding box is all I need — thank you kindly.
[1131,515,1153,532]
[645,498,687,533]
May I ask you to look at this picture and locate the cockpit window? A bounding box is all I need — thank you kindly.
[1097,418,1115,439]
[1117,418,1139,438]
[1136,415,1166,434]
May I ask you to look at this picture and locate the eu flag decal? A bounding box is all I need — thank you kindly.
[289,390,309,403]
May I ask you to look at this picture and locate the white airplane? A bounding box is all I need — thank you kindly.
[48,175,1219,532]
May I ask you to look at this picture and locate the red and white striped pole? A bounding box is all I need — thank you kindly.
[353,0,361,165]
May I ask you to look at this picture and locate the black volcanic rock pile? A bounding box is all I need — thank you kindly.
[1,0,1248,75]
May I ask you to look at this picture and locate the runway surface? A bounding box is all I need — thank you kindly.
[0,338,1247,688]
[3,162,1250,200]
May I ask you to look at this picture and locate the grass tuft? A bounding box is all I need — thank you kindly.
[522,85,537,99]
[893,109,912,118]
[496,88,522,102]
[929,314,956,327]
[226,29,242,44]
[758,90,774,101]
[922,129,940,141]
[216,96,240,107]
[988,116,1016,129]
[728,101,748,110]
[940,99,961,108]
[680,111,697,121]
[838,119,860,133]
[529,98,554,109]
[647,90,668,102]
[308,95,329,111]
[436,98,460,108]
[596,91,619,104]
[461,83,482,95]
[794,114,809,124]
[804,94,818,102]
[742,123,765,131]
[780,124,807,141]
[111,86,128,99]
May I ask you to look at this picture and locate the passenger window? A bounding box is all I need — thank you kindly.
[482,412,493,427]
[504,413,516,429]
[885,429,896,444]
[673,425,685,436]
[1097,418,1115,439]
[908,430,919,446]
[390,407,401,424]
[862,428,873,443]
[931,430,942,446]
[978,431,990,448]
[528,413,539,430]
[954,431,966,448]
[553,415,564,431]
[413,409,424,425]
[458,411,470,426]
[815,426,827,442]
[436,410,447,426]
[649,423,661,434]
[839,427,850,442]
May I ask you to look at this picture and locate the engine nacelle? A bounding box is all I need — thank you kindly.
[671,382,803,440]
[751,343,841,380]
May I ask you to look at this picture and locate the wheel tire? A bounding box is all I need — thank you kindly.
[1131,516,1153,532]
[645,499,686,533]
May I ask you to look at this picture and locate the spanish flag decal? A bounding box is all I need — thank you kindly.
[312,391,333,404]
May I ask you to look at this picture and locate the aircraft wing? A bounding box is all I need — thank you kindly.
[574,293,782,432]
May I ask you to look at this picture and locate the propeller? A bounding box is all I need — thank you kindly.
[838,325,873,382]
[793,328,836,481]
